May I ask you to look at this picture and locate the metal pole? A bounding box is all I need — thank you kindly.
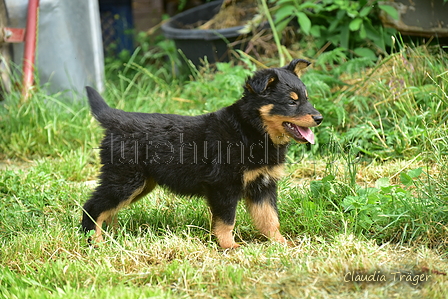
[21,0,39,100]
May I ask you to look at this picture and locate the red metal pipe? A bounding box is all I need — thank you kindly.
[21,0,40,100]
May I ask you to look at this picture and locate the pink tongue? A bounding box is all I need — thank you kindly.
[297,127,315,144]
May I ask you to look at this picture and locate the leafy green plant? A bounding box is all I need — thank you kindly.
[342,168,423,231]
[308,165,448,245]
[273,0,398,61]
[341,46,448,160]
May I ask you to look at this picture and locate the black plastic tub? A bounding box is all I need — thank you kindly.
[161,0,247,66]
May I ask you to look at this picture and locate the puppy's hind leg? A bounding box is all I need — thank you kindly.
[82,174,156,244]
[104,178,156,233]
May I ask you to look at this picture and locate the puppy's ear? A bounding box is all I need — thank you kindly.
[285,59,311,77]
[245,71,278,94]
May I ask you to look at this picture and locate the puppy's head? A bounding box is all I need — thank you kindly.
[243,59,323,145]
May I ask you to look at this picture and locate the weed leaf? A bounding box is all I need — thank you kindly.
[378,4,399,20]
[408,167,423,178]
[275,6,293,22]
[375,177,390,189]
[359,6,372,18]
[322,175,335,183]
[349,18,362,31]
[296,12,311,35]
[354,48,376,60]
[400,173,413,186]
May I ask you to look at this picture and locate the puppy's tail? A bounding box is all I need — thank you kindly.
[85,86,111,120]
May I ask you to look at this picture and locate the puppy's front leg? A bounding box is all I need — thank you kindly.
[245,181,286,244]
[212,217,240,249]
[207,190,240,249]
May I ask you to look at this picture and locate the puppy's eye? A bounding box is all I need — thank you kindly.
[289,100,297,106]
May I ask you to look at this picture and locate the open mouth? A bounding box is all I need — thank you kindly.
[283,122,315,144]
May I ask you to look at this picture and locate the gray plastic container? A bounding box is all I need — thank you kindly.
[5,0,104,99]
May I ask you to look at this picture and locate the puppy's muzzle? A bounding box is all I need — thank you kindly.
[312,114,323,126]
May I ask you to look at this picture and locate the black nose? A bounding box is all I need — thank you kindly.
[312,114,323,125]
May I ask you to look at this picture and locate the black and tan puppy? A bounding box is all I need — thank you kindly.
[82,59,323,248]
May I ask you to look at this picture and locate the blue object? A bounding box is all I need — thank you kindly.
[99,0,134,55]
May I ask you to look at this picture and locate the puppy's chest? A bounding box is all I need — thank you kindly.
[242,164,285,188]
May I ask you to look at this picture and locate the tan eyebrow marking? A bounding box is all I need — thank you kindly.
[290,92,299,100]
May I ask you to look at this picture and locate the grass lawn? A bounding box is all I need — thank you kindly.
[1,45,447,298]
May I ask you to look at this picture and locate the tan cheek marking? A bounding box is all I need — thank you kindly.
[290,92,298,100]
[213,219,239,249]
[259,104,290,145]
[259,105,320,144]
[246,201,286,243]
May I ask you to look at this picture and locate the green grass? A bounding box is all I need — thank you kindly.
[1,44,448,298]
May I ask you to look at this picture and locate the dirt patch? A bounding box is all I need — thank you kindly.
[0,159,35,171]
